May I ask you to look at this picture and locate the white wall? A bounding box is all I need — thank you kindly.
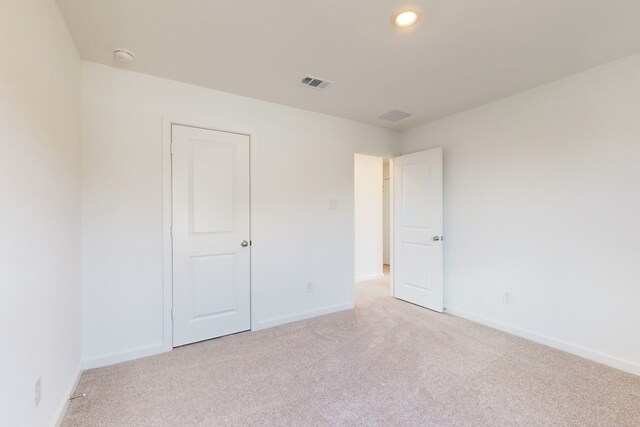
[354,154,383,281]
[0,1,82,426]
[401,53,640,375]
[81,62,399,367]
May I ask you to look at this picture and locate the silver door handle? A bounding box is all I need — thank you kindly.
[432,236,440,241]
[241,240,249,247]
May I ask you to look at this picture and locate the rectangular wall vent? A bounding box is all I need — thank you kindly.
[378,110,411,122]
[300,75,332,89]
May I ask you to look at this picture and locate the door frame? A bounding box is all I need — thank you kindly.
[351,154,395,302]
[161,115,253,352]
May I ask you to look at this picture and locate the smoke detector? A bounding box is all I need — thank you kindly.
[299,75,332,90]
[113,48,135,64]
[378,110,411,122]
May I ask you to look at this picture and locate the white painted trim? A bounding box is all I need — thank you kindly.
[52,364,83,427]
[356,273,385,282]
[83,343,166,370]
[254,303,353,330]
[161,115,255,354]
[347,156,356,308]
[161,116,174,354]
[446,307,640,376]
[388,158,395,297]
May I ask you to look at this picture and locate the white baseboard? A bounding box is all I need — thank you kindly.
[355,273,384,282]
[446,306,640,376]
[52,363,83,427]
[83,343,168,370]
[83,304,355,369]
[254,303,353,330]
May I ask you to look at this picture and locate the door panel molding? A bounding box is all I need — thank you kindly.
[393,148,444,312]
[162,117,253,355]
[171,124,251,347]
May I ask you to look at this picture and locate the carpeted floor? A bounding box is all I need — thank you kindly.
[63,275,640,426]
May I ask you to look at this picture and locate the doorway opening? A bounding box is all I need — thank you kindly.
[354,154,392,301]
[382,159,391,273]
[353,148,444,312]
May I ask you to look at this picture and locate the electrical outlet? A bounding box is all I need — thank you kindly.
[502,291,513,305]
[35,377,41,407]
[328,199,337,210]
[306,282,314,293]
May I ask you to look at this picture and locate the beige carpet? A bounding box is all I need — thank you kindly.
[63,275,639,426]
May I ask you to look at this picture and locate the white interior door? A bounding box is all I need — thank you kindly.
[393,147,443,312]
[172,124,251,347]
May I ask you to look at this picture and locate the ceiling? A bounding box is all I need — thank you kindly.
[56,0,640,130]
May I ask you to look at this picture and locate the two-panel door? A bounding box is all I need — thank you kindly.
[171,124,251,347]
[393,147,444,312]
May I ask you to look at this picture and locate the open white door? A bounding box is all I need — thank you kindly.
[172,124,251,347]
[393,147,443,312]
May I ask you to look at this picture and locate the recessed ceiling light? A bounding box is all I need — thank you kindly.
[394,11,418,28]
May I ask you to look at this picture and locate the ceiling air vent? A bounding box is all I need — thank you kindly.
[378,110,411,122]
[300,75,332,89]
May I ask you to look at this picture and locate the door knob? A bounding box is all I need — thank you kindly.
[432,236,440,241]
[241,240,249,247]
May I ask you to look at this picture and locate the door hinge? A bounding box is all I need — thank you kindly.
[171,309,174,320]
[170,143,173,155]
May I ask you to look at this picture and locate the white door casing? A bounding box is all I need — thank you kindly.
[171,124,251,347]
[393,148,444,312]
[383,178,391,265]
